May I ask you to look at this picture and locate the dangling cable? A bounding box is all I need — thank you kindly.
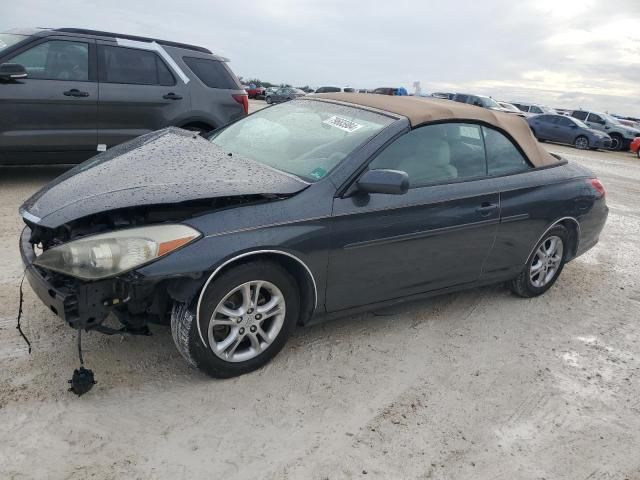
[68,329,96,396]
[16,271,32,354]
[77,329,84,365]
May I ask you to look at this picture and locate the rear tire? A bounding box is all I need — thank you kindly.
[509,225,568,298]
[171,260,300,378]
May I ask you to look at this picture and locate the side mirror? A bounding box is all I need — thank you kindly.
[0,63,27,81]
[357,169,409,195]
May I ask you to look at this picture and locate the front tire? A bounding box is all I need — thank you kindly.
[609,133,624,151]
[509,225,568,298]
[574,135,589,150]
[266,96,273,104]
[171,260,300,378]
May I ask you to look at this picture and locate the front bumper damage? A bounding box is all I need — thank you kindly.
[21,226,145,330]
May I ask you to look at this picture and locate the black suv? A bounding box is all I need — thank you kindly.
[0,28,248,164]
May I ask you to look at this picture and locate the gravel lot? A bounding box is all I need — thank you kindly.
[1,103,639,479]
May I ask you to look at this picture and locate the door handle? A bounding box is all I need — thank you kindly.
[163,92,183,100]
[476,203,498,216]
[63,89,89,97]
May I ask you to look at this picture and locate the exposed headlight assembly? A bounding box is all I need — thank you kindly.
[34,225,201,280]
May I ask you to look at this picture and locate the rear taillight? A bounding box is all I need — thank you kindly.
[232,93,249,114]
[590,178,606,198]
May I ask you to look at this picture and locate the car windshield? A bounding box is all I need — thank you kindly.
[499,102,520,112]
[601,113,621,125]
[571,117,589,128]
[480,97,501,108]
[0,33,28,53]
[210,99,394,182]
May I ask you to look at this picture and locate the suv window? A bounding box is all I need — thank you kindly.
[99,45,174,86]
[369,123,486,188]
[530,106,543,114]
[512,103,528,112]
[483,127,530,175]
[572,111,588,121]
[183,57,238,89]
[9,40,89,81]
[587,113,605,124]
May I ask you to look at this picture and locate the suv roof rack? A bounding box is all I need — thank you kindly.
[53,28,212,54]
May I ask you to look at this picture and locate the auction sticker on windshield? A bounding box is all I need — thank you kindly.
[323,116,363,133]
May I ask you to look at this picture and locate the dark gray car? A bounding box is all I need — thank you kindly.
[19,95,607,383]
[265,87,306,104]
[528,114,612,150]
[0,28,247,165]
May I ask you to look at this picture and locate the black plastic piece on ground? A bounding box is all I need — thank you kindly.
[68,367,96,396]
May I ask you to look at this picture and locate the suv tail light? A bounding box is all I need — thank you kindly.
[232,93,249,115]
[590,178,606,198]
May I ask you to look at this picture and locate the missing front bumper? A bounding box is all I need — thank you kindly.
[20,227,122,329]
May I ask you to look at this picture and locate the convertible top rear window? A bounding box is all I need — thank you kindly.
[210,99,394,182]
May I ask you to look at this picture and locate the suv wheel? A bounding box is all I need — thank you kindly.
[609,133,624,151]
[171,260,300,378]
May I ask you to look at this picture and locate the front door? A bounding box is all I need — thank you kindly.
[326,122,500,312]
[0,37,97,162]
[96,42,190,147]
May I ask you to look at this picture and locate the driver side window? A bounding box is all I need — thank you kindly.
[9,40,89,81]
[369,123,486,188]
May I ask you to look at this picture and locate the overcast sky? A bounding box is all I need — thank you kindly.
[3,0,639,116]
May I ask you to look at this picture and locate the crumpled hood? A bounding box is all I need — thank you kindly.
[20,127,308,228]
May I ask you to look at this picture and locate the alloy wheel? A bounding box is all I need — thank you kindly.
[574,137,589,150]
[529,235,564,288]
[207,281,286,363]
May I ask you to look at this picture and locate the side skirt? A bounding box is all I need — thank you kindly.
[306,274,515,327]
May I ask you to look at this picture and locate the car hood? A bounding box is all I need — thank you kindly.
[20,127,309,228]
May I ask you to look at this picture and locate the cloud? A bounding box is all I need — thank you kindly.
[2,0,639,116]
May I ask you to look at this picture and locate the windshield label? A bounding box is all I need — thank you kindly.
[323,116,363,133]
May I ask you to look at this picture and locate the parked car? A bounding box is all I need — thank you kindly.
[616,118,640,130]
[571,110,640,151]
[243,84,265,99]
[511,103,557,117]
[264,86,279,96]
[431,92,456,100]
[498,101,526,117]
[0,28,247,165]
[265,87,306,104]
[372,87,396,95]
[631,137,640,158]
[313,86,356,94]
[528,114,612,150]
[20,94,607,380]
[452,93,510,112]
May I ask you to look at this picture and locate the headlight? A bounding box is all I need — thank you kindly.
[34,224,201,280]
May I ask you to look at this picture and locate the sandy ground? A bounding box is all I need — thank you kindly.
[1,108,640,479]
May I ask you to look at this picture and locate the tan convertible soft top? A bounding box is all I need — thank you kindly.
[315,93,559,168]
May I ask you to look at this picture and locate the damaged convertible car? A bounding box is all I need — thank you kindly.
[20,93,608,378]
